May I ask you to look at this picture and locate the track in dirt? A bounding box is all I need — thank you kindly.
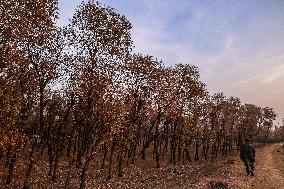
[249,143,284,189]
[230,143,284,189]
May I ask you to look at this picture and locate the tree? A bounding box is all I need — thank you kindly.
[257,107,276,142]
[66,0,132,186]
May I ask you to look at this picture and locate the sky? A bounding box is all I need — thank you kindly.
[57,0,284,125]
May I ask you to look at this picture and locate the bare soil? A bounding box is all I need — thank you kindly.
[237,142,284,189]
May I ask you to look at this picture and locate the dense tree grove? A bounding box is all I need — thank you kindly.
[0,0,282,188]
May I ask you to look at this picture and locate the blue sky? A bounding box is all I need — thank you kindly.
[58,0,284,124]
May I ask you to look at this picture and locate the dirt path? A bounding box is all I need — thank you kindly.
[250,142,284,189]
[231,142,284,189]
[150,142,284,189]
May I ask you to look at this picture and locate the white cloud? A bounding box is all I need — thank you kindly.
[262,58,284,83]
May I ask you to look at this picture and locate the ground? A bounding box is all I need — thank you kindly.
[196,142,284,189]
[1,143,284,188]
[88,142,284,188]
[101,142,284,189]
[234,142,284,189]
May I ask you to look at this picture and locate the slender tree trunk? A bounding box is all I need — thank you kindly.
[117,151,123,177]
[51,150,60,181]
[79,164,87,189]
[23,144,35,189]
[107,140,115,179]
[39,87,44,131]
[194,142,199,161]
[101,144,108,169]
[162,137,168,157]
[6,152,17,185]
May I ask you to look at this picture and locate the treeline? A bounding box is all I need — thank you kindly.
[0,0,282,188]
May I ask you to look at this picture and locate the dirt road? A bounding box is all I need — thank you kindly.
[161,142,284,188]
[232,142,284,189]
[250,142,284,189]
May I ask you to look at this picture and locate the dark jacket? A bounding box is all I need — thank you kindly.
[240,142,255,163]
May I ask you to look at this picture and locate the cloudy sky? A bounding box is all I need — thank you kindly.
[58,0,284,124]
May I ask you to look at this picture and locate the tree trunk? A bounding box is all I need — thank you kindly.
[23,144,35,189]
[6,153,17,185]
[117,151,123,177]
[107,140,115,179]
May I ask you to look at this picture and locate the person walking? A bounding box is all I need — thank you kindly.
[240,138,255,176]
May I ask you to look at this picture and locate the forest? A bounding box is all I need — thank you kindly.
[0,1,284,188]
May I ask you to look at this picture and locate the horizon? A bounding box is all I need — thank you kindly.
[58,0,284,124]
